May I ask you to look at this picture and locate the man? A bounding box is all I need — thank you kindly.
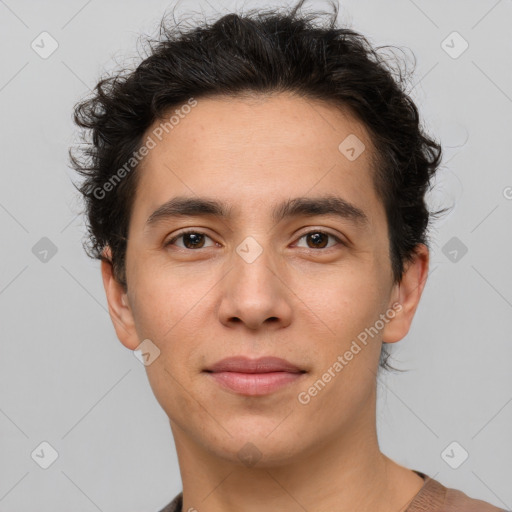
[70,0,506,510]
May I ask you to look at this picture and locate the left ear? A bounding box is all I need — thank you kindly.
[382,243,429,344]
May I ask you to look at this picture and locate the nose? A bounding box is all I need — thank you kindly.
[217,241,293,331]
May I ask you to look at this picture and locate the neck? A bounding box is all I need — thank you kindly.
[169,386,424,512]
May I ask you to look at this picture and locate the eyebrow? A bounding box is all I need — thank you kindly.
[145,195,369,229]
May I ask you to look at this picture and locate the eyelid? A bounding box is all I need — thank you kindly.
[164,228,347,250]
[293,228,347,249]
[164,229,217,248]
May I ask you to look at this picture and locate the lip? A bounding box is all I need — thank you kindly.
[204,356,306,396]
[206,356,304,373]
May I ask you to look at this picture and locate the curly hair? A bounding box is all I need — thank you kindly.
[69,0,446,372]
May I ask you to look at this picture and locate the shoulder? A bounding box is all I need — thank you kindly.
[158,480,508,512]
[157,491,183,512]
[408,472,507,512]
[444,485,507,512]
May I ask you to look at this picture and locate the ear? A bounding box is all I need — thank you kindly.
[382,243,429,344]
[100,246,140,350]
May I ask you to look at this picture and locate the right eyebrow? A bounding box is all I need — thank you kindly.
[145,196,232,228]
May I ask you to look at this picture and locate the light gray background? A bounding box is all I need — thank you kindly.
[0,0,511,510]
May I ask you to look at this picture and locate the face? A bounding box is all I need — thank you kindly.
[103,92,428,467]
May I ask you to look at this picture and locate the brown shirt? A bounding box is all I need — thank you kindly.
[157,470,507,512]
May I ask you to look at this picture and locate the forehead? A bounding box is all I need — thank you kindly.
[133,93,384,226]
[143,92,372,163]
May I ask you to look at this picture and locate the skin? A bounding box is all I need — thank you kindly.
[102,93,429,512]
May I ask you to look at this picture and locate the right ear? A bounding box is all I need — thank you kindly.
[100,246,140,350]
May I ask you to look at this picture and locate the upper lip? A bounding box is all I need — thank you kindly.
[205,356,305,374]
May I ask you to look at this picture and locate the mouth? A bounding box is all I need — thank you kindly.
[203,356,307,396]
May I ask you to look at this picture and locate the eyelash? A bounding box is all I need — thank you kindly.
[164,229,345,251]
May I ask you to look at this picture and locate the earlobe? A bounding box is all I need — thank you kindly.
[382,243,429,344]
[100,247,140,351]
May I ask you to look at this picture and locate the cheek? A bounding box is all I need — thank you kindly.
[128,264,201,339]
[296,273,385,421]
[302,262,386,341]
[128,267,214,379]
[129,271,210,422]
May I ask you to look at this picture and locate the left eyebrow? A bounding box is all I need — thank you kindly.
[144,195,369,229]
[272,196,369,227]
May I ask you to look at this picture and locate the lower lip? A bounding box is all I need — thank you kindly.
[206,371,305,396]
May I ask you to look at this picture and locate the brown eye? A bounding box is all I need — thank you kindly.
[306,232,328,248]
[165,231,215,249]
[181,233,205,249]
[295,231,343,250]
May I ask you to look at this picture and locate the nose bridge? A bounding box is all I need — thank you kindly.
[217,235,292,330]
[235,236,275,293]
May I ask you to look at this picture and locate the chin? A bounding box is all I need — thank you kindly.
[198,424,309,468]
